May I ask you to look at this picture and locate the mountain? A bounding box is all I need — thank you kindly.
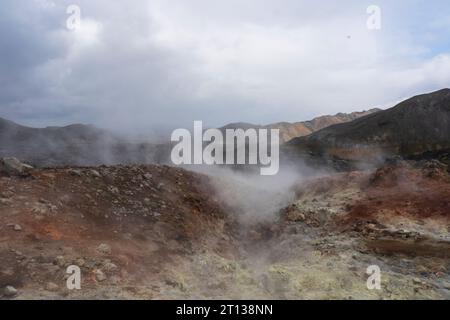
[2,89,448,169]
[0,118,170,167]
[222,109,381,143]
[287,89,450,163]
[0,108,380,167]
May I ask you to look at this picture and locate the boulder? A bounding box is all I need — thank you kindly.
[94,269,107,282]
[3,286,18,297]
[45,282,59,292]
[0,157,33,176]
[97,243,112,255]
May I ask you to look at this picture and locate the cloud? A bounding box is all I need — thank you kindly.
[0,0,450,134]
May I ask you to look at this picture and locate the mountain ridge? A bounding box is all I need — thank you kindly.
[287,88,450,163]
[221,108,381,143]
[0,117,169,167]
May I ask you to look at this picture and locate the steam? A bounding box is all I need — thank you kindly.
[189,162,317,225]
[0,115,330,226]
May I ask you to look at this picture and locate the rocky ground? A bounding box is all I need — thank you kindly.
[0,158,449,299]
[275,159,450,299]
[0,161,236,299]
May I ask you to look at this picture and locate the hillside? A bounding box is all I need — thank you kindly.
[222,109,380,143]
[0,118,170,167]
[1,160,449,299]
[0,108,379,168]
[287,89,450,163]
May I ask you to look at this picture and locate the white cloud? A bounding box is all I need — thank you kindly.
[1,0,450,132]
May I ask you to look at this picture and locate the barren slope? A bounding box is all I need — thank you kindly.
[1,161,449,299]
[0,165,237,299]
[221,109,380,143]
[288,89,450,163]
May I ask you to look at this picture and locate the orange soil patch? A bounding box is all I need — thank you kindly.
[339,163,450,226]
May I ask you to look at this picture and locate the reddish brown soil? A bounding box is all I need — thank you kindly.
[1,161,449,299]
[343,162,450,224]
[0,165,237,298]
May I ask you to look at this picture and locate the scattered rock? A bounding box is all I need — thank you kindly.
[1,190,14,198]
[102,261,118,272]
[110,275,121,285]
[0,198,12,206]
[423,159,447,170]
[75,258,86,267]
[45,282,59,292]
[54,256,66,268]
[94,269,107,282]
[108,186,119,194]
[143,173,153,180]
[3,286,18,297]
[32,205,49,216]
[90,170,101,178]
[0,157,33,177]
[97,243,112,255]
[69,169,82,177]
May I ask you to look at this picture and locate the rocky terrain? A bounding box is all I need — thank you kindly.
[278,160,450,299]
[0,157,449,300]
[0,160,237,299]
[1,89,449,300]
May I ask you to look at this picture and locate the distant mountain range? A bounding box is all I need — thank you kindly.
[0,108,381,167]
[287,88,450,165]
[0,117,169,167]
[221,109,380,143]
[1,89,449,169]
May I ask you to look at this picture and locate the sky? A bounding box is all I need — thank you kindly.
[1,0,450,134]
